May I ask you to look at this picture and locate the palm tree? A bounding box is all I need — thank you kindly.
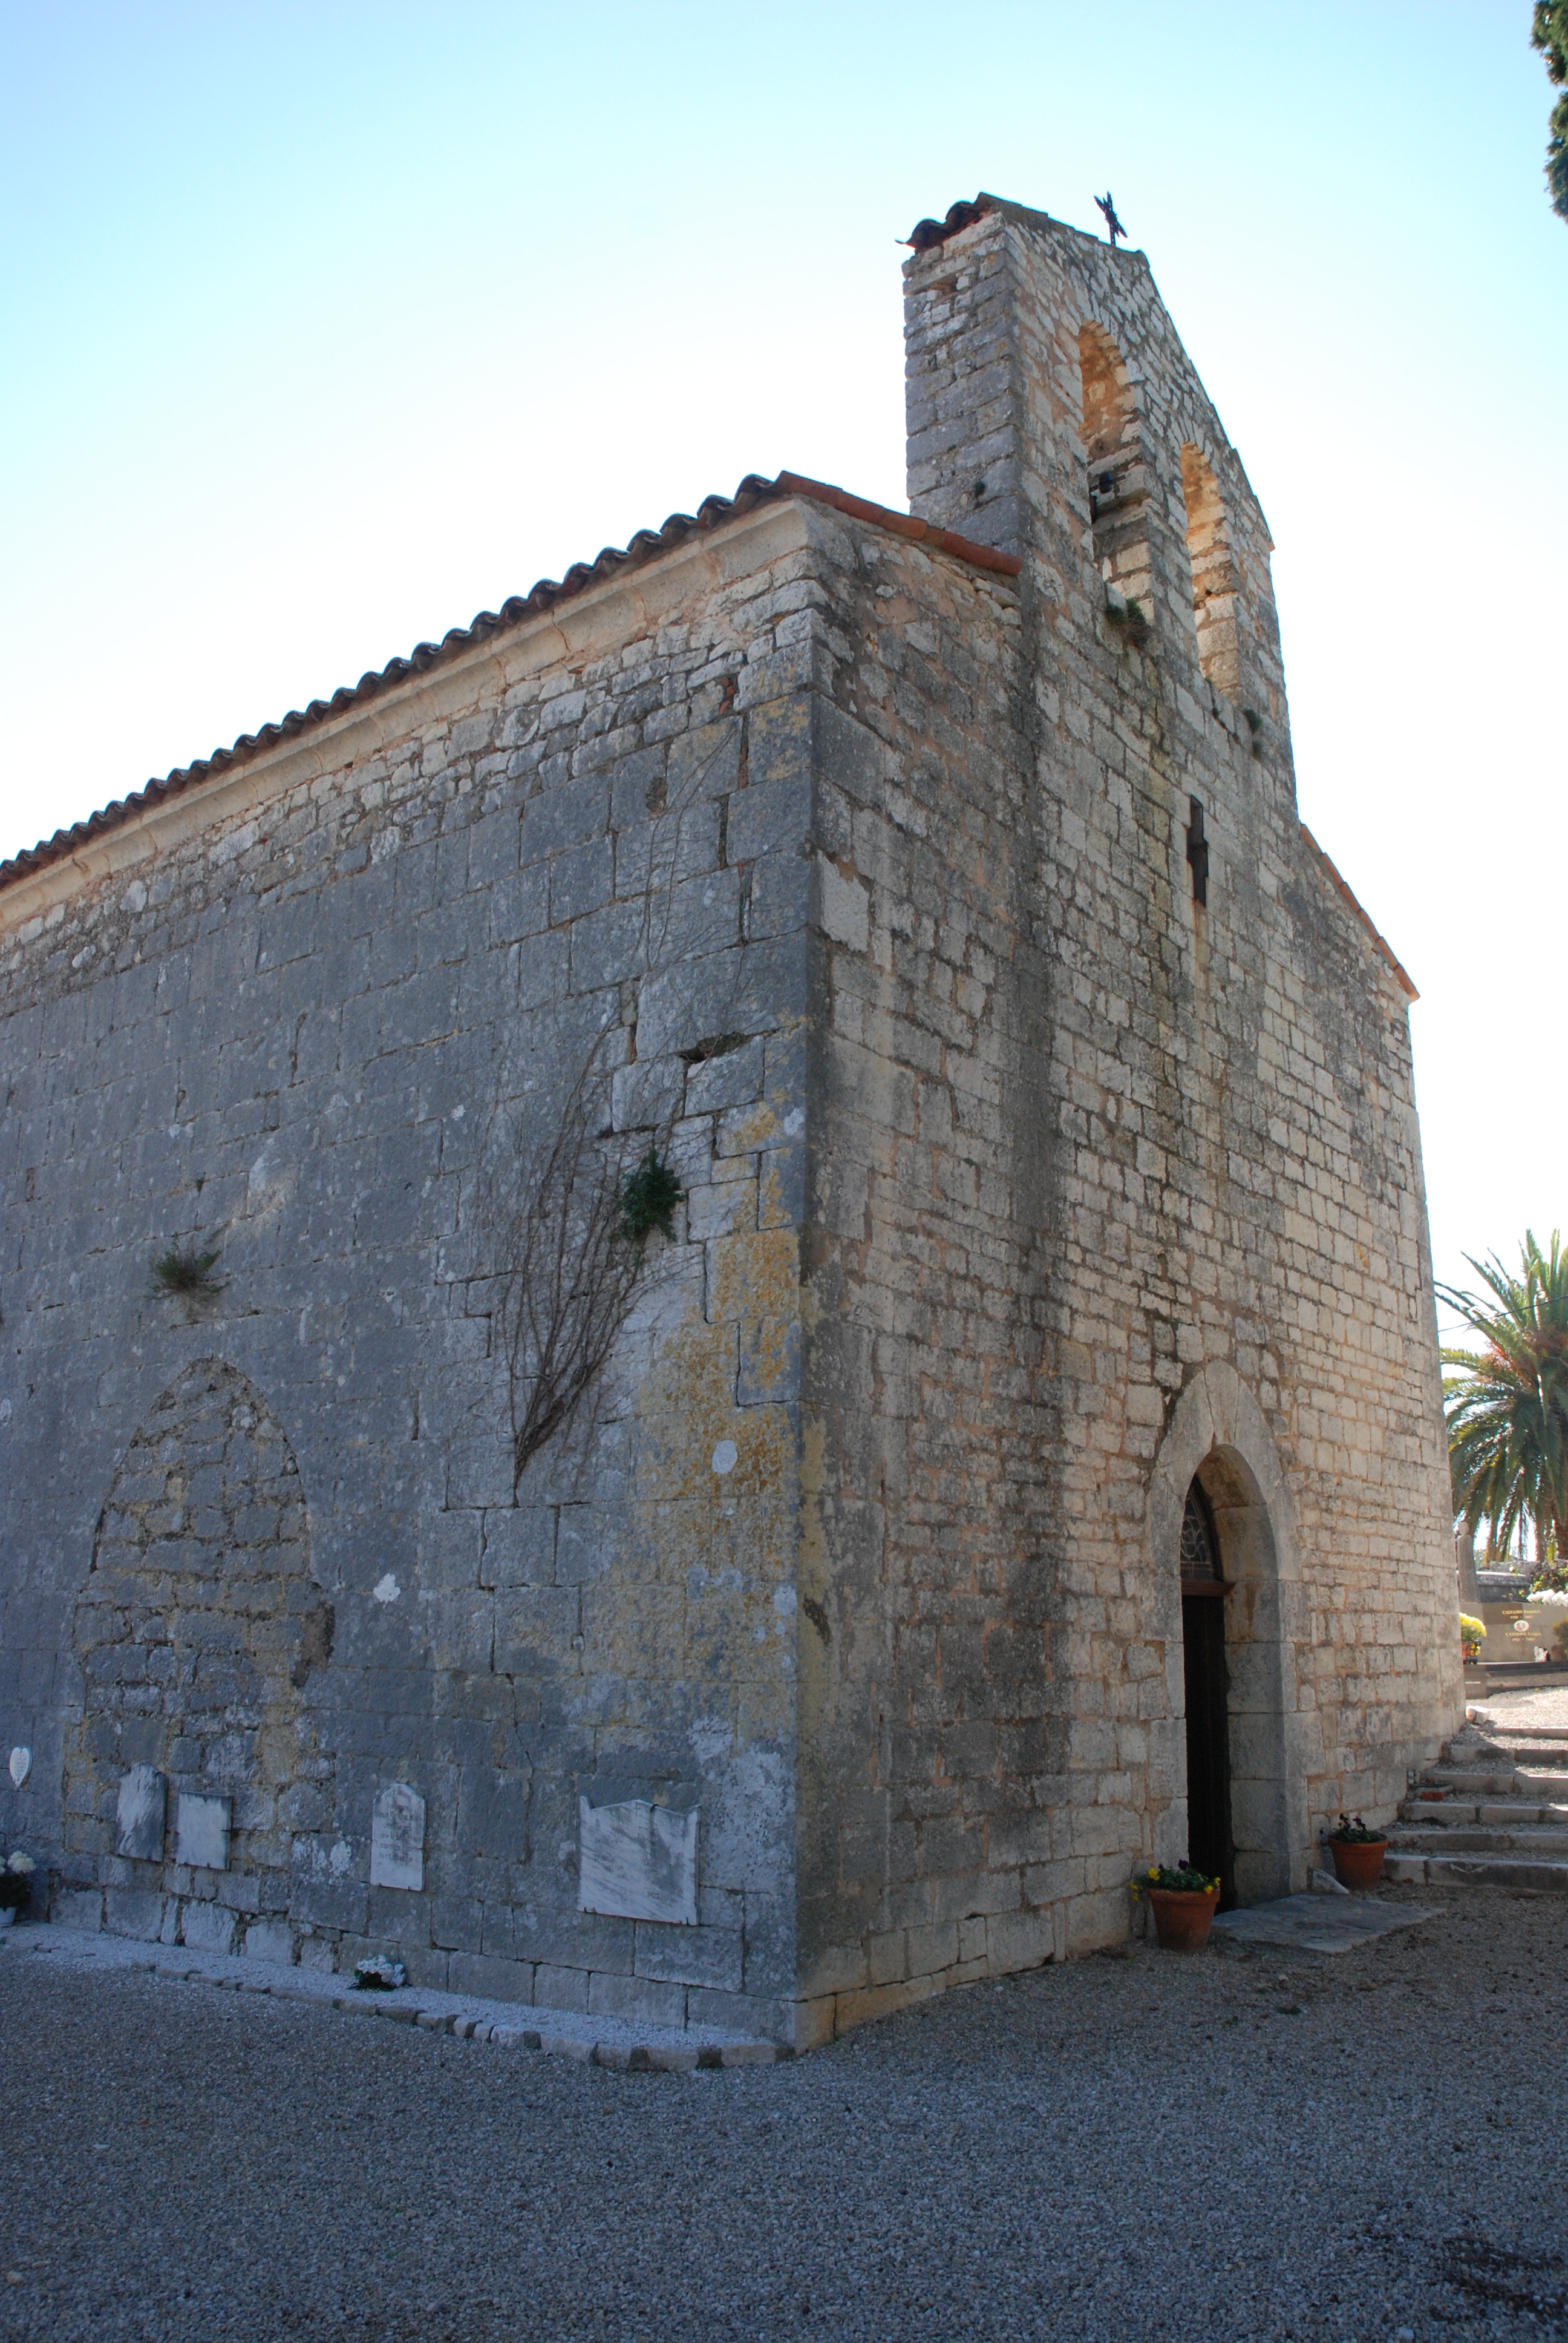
[1440,1230,1568,1568]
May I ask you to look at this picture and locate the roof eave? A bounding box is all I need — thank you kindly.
[0,473,1019,899]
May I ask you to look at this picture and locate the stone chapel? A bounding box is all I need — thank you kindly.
[0,194,1461,2047]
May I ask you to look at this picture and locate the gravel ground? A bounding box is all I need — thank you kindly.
[1471,1685,1568,1730]
[1,1883,1563,2343]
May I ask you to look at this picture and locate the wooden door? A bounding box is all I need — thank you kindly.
[1180,1483,1236,1906]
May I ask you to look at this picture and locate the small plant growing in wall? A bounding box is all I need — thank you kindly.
[618,1150,683,1244]
[148,1239,226,1302]
[1105,591,1149,646]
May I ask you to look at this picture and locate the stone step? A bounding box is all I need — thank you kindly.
[1446,1737,1568,1770]
[1398,1799,1568,1828]
[1389,1824,1568,1856]
[1438,1766,1568,1795]
[1393,1730,1568,1889]
[1383,1851,1568,1892]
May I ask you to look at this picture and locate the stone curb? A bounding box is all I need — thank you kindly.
[178,1967,791,2069]
[4,1934,790,2073]
[328,1999,788,2070]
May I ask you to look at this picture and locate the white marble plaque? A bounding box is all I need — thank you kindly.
[370,1781,425,1890]
[116,1764,166,1861]
[8,1746,30,1789]
[176,1791,231,1871]
[578,1795,699,1926]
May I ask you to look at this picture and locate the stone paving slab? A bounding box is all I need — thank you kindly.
[1210,1893,1434,1956]
[0,1924,786,2071]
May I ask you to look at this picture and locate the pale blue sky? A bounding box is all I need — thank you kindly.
[2,1,1563,1307]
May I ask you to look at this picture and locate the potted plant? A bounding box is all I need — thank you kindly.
[1460,1613,1486,1668]
[1132,1861,1221,1951]
[1326,1814,1388,1890]
[0,1850,36,1928]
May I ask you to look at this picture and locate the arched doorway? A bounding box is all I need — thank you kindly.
[65,1358,334,1912]
[1149,1364,1309,1902]
[1179,1477,1235,1904]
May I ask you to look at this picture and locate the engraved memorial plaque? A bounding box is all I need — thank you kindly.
[578,1795,698,1926]
[176,1791,231,1871]
[115,1764,166,1861]
[370,1781,425,1891]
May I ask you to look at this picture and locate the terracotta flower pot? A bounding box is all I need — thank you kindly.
[1148,1885,1220,1952]
[1328,1836,1388,1890]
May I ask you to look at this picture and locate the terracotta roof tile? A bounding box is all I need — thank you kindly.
[0,473,1019,895]
[905,196,998,251]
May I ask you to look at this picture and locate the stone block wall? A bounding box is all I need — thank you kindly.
[0,194,1461,2048]
[0,503,835,2040]
[782,198,1459,2031]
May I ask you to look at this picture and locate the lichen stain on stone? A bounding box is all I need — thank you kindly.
[566,1210,805,1731]
[717,1099,785,1159]
[757,1153,794,1233]
[635,1233,800,1510]
[707,1227,799,1340]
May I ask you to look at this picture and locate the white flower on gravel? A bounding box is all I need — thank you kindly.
[5,1852,34,1874]
[352,1955,406,1991]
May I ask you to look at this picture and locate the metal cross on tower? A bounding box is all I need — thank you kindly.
[1094,192,1128,249]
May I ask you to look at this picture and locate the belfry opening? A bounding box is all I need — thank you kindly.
[1180,1476,1236,1906]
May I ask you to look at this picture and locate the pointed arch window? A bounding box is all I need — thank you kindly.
[1180,1480,1224,1591]
[1079,323,1152,618]
[1179,444,1243,698]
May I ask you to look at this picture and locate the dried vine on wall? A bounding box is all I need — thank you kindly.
[492,1036,682,1489]
[480,721,743,1493]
